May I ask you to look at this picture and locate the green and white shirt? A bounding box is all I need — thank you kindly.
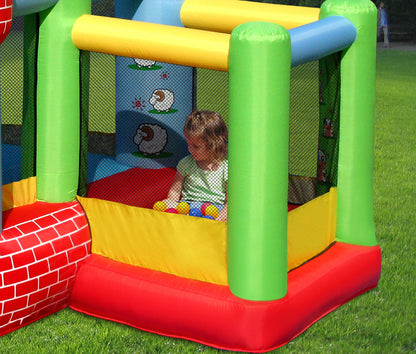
[177,155,228,205]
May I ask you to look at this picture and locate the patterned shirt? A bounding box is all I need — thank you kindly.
[177,155,228,205]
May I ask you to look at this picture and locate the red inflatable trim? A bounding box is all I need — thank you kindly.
[69,242,381,352]
[86,167,301,211]
[86,167,176,209]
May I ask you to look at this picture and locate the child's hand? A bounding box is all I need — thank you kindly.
[216,202,228,222]
[162,199,179,209]
[216,214,227,222]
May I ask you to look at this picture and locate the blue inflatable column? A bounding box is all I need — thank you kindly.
[114,0,192,170]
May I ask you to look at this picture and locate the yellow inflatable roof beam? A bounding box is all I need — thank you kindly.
[181,0,320,33]
[72,15,230,72]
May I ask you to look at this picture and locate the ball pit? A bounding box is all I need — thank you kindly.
[153,201,167,212]
[166,208,179,214]
[153,200,218,220]
[205,205,219,219]
[189,208,203,217]
[200,202,210,215]
[177,201,190,215]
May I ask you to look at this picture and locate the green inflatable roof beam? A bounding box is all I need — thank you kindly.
[36,0,90,202]
[320,0,377,246]
[228,22,291,301]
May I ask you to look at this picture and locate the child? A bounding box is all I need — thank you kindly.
[164,109,228,221]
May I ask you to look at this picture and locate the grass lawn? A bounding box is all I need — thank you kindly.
[1,48,415,353]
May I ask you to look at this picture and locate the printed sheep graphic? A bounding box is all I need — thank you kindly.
[317,149,329,182]
[149,89,175,113]
[133,123,168,156]
[323,118,335,138]
[134,58,156,69]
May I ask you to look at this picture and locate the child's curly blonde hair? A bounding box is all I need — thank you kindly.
[184,109,228,162]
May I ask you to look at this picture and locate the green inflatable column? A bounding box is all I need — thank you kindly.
[36,0,90,202]
[228,22,291,301]
[320,0,377,246]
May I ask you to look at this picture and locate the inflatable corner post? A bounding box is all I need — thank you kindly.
[320,0,377,246]
[228,21,291,301]
[114,0,192,171]
[0,0,13,231]
[36,0,90,203]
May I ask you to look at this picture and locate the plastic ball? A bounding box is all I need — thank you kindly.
[153,201,166,212]
[166,208,178,214]
[189,208,203,217]
[200,203,211,215]
[205,205,219,219]
[176,201,190,215]
[203,215,215,220]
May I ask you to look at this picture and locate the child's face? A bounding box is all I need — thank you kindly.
[185,134,211,162]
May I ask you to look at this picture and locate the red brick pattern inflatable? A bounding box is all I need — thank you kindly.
[0,0,12,44]
[0,202,91,336]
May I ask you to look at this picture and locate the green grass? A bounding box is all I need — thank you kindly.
[1,49,416,353]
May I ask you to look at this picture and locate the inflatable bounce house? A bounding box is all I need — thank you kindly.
[1,0,381,351]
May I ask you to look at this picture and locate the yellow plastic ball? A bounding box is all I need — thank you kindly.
[205,205,219,219]
[176,201,190,215]
[153,201,167,212]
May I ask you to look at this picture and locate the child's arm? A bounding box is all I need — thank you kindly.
[164,171,185,203]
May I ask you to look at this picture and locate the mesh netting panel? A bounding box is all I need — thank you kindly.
[289,61,320,176]
[86,52,116,155]
[88,0,115,153]
[196,68,229,124]
[83,2,338,212]
[0,1,338,214]
[1,16,37,184]
[1,17,23,126]
[85,61,324,210]
[288,61,320,204]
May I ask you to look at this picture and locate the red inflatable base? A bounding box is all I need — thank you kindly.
[0,202,91,337]
[69,243,381,353]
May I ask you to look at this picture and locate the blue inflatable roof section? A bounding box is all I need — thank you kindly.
[289,16,357,67]
[12,0,59,17]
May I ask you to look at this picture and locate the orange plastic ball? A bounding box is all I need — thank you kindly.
[177,202,190,215]
[200,202,211,215]
[153,201,166,212]
[205,205,219,219]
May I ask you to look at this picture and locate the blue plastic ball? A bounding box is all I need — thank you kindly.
[203,215,215,220]
[189,208,203,217]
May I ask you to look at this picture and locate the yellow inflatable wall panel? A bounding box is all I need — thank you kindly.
[77,197,229,285]
[72,15,230,71]
[78,189,337,286]
[181,0,320,33]
[287,188,337,268]
[2,177,37,211]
